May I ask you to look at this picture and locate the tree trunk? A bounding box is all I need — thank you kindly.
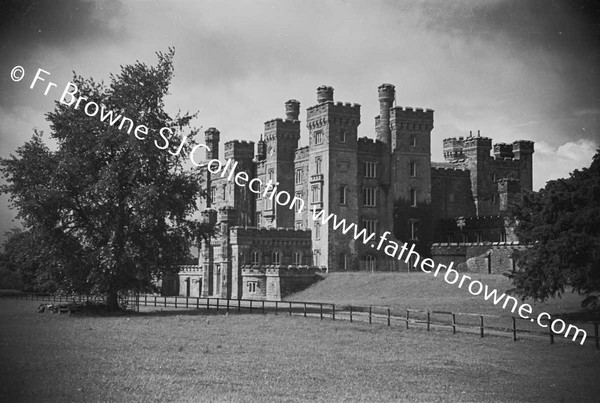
[106,291,119,312]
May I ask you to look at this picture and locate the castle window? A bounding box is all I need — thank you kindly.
[448,193,455,203]
[315,130,323,145]
[492,172,497,182]
[315,223,321,240]
[340,129,346,143]
[410,134,417,147]
[295,168,303,184]
[268,169,274,181]
[362,219,378,235]
[247,281,257,294]
[315,157,322,174]
[266,196,273,210]
[251,250,260,265]
[409,219,419,241]
[492,193,497,204]
[410,188,417,207]
[272,250,282,265]
[222,184,227,201]
[365,161,377,178]
[295,192,304,212]
[314,250,321,266]
[339,253,347,270]
[293,251,302,266]
[210,187,216,204]
[365,255,376,272]
[339,186,347,205]
[255,213,261,226]
[311,185,322,203]
[363,187,377,207]
[410,161,417,177]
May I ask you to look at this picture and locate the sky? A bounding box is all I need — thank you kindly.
[0,0,599,241]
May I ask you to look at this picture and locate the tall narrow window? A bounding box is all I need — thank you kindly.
[315,222,321,239]
[314,250,321,266]
[409,161,417,177]
[363,187,377,207]
[311,185,322,203]
[409,220,419,240]
[293,251,302,266]
[295,192,304,212]
[315,130,323,145]
[247,281,257,293]
[340,129,346,143]
[295,168,303,184]
[365,162,377,178]
[410,134,417,146]
[251,250,260,265]
[315,157,322,174]
[365,255,376,272]
[339,186,347,205]
[272,250,281,265]
[362,219,378,235]
[339,253,347,270]
[410,188,417,207]
[210,187,216,204]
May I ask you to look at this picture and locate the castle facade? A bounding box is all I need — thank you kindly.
[175,84,534,300]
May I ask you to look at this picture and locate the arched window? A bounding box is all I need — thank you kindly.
[251,250,260,265]
[272,250,282,265]
[293,251,302,266]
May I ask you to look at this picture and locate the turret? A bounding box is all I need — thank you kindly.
[377,83,395,145]
[316,85,334,104]
[256,134,267,161]
[493,143,514,159]
[512,140,534,191]
[205,127,220,160]
[285,99,300,121]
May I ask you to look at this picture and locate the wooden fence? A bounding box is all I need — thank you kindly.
[3,293,598,349]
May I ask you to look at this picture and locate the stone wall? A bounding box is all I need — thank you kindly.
[431,242,529,274]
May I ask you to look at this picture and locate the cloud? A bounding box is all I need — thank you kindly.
[534,138,598,189]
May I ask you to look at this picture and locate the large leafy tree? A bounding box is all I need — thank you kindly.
[1,49,205,309]
[509,149,600,307]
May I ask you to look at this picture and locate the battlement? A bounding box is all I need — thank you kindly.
[357,136,386,153]
[224,140,255,160]
[443,136,465,160]
[463,135,492,148]
[390,106,434,117]
[431,166,470,177]
[493,142,513,159]
[512,140,534,155]
[263,118,301,141]
[294,146,309,160]
[285,99,300,121]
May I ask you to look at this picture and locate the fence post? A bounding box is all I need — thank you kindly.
[250,299,253,313]
[262,300,265,314]
[452,313,456,334]
[512,317,517,342]
[227,298,230,313]
[303,303,307,318]
[549,319,555,345]
[332,304,335,321]
[238,299,241,313]
[288,302,292,316]
[369,306,372,325]
[387,308,391,327]
[154,295,157,307]
[406,310,410,329]
[144,295,147,306]
[320,304,323,320]
[175,296,178,308]
[427,312,431,331]
[350,306,353,323]
[163,296,167,308]
[206,298,210,310]
[595,323,599,350]
[275,301,278,315]
[480,315,484,338]
[185,296,189,309]
[196,297,199,309]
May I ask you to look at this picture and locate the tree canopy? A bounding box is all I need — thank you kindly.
[509,149,600,307]
[1,49,206,309]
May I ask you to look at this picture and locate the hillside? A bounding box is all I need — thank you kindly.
[286,272,587,319]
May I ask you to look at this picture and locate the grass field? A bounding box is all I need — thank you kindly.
[1,299,600,402]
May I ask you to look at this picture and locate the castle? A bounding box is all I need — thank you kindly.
[172,84,534,301]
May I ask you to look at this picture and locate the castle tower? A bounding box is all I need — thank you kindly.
[223,140,255,226]
[258,100,302,228]
[256,134,266,161]
[389,106,434,252]
[199,209,217,297]
[213,206,236,298]
[463,131,493,216]
[205,127,220,160]
[443,137,465,161]
[376,83,395,145]
[306,85,361,271]
[512,140,534,191]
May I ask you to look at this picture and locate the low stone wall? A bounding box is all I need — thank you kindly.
[431,242,529,274]
[242,265,321,301]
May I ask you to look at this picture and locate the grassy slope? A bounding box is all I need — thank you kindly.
[1,300,600,402]
[287,272,588,317]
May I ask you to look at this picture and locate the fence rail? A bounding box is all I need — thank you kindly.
[2,292,598,349]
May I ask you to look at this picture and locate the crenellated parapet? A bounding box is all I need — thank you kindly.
[224,140,255,161]
[443,136,466,160]
[357,136,387,153]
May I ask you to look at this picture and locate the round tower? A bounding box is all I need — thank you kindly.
[204,127,220,160]
[377,83,395,145]
[317,85,334,103]
[285,99,300,121]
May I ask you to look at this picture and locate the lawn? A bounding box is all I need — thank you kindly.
[1,300,599,402]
